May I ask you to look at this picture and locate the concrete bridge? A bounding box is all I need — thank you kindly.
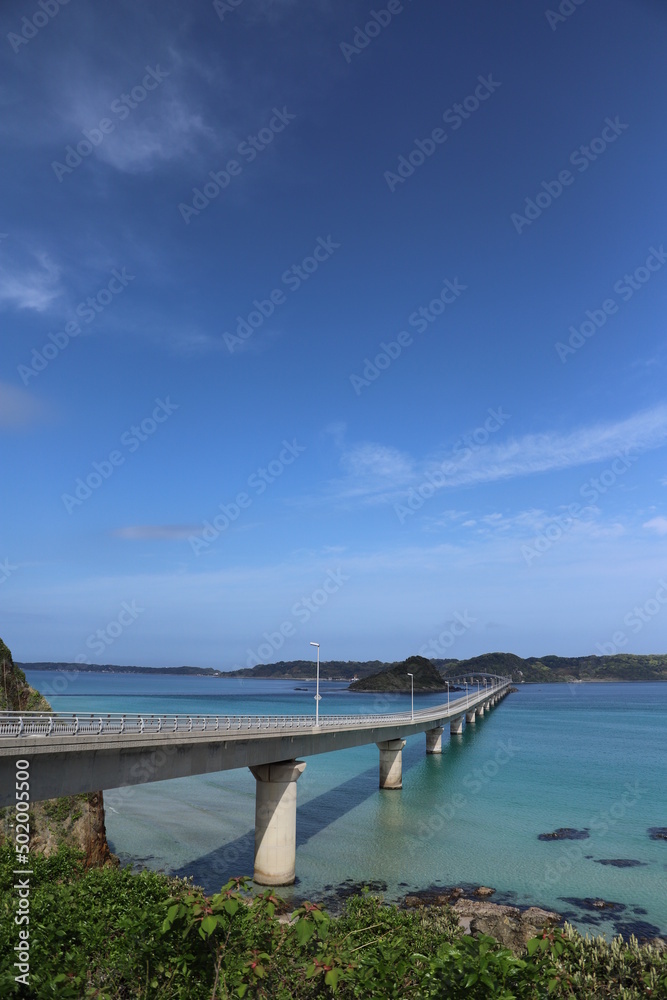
[0,675,511,884]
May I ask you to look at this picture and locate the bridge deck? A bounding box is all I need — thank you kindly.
[0,679,510,806]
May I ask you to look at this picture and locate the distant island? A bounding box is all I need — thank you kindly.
[18,662,224,677]
[349,655,457,693]
[17,652,667,684]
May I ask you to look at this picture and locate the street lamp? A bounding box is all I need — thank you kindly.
[407,672,414,721]
[445,680,450,711]
[309,642,321,727]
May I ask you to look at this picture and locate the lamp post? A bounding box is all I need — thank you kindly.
[309,642,321,727]
[446,680,450,711]
[407,672,414,721]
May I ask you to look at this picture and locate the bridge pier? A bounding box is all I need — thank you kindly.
[478,704,485,717]
[425,727,444,754]
[465,710,476,724]
[377,739,406,788]
[249,759,306,885]
[450,716,464,735]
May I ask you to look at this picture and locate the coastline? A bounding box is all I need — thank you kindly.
[112,846,667,950]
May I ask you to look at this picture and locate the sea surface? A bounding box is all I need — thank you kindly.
[24,671,667,940]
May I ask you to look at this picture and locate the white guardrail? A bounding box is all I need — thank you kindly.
[0,676,509,739]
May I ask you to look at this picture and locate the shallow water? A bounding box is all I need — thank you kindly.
[25,671,667,939]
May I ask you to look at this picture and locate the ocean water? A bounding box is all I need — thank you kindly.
[24,671,667,940]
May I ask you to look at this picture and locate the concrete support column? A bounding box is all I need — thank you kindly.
[377,739,406,789]
[450,716,464,735]
[250,759,306,886]
[425,727,444,754]
[465,710,476,724]
[477,704,485,716]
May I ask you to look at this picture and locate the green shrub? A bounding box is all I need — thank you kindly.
[0,845,665,999]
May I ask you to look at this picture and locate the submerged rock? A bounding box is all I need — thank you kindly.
[560,897,626,913]
[538,827,590,841]
[594,859,646,868]
[648,828,667,841]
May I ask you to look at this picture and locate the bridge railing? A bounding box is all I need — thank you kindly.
[0,676,510,739]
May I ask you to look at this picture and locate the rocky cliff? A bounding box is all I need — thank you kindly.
[0,637,113,867]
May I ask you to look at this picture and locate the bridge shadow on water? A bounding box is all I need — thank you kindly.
[173,728,476,894]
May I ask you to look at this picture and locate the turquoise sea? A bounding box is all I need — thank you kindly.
[24,671,667,940]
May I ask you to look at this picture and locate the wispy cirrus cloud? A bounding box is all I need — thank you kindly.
[0,250,62,312]
[321,406,667,508]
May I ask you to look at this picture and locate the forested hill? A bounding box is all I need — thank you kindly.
[436,652,667,683]
[349,656,451,692]
[15,653,667,683]
[226,659,386,680]
[17,662,224,676]
[229,652,667,683]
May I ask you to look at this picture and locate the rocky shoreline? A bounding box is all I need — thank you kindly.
[402,885,561,952]
[306,878,667,955]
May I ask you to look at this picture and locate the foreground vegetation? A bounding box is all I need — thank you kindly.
[0,846,665,999]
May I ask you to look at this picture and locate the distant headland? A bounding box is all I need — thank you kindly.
[18,662,224,677]
[18,651,667,685]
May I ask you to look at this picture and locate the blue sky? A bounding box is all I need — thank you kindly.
[2,0,667,669]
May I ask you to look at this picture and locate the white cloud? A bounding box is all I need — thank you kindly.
[643,516,667,536]
[341,443,414,481]
[95,100,217,174]
[324,406,667,507]
[0,251,61,312]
